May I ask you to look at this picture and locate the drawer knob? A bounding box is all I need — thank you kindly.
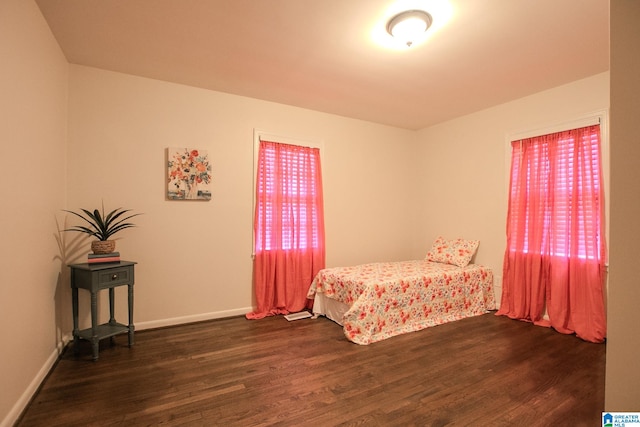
[112,274,118,280]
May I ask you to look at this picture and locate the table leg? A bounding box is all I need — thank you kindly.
[108,287,116,345]
[128,283,134,346]
[72,287,79,355]
[109,287,115,325]
[91,291,99,361]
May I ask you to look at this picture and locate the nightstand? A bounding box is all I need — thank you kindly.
[69,261,136,360]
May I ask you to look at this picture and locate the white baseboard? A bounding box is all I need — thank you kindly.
[135,307,253,331]
[1,334,71,427]
[1,308,251,427]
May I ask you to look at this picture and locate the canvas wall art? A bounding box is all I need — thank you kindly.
[167,147,212,200]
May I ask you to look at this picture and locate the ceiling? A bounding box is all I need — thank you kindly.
[35,0,609,130]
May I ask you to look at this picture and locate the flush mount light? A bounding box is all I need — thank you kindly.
[386,9,433,47]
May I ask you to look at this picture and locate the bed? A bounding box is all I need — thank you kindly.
[306,237,496,344]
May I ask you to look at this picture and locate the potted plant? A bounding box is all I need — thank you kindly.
[64,204,141,254]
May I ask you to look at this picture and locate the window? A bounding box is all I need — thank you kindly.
[254,140,323,252]
[506,124,604,261]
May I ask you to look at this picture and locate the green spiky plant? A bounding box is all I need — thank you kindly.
[64,203,141,241]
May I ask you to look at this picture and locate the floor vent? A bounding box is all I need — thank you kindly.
[284,311,313,321]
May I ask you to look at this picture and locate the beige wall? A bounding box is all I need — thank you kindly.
[0,0,68,425]
[66,65,419,329]
[414,72,610,300]
[606,0,640,411]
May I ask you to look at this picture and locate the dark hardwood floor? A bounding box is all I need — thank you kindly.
[17,313,605,426]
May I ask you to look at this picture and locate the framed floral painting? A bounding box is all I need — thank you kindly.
[167,147,212,200]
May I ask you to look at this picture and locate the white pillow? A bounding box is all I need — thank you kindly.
[426,236,479,268]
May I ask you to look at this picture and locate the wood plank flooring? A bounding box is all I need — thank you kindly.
[17,313,605,426]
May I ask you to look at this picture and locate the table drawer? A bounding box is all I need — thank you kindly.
[97,266,132,288]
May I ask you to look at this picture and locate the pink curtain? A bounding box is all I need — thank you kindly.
[497,125,607,343]
[246,141,326,319]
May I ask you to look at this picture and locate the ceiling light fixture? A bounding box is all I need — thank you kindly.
[386,9,433,47]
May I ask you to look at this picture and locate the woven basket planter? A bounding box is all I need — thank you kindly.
[91,240,116,255]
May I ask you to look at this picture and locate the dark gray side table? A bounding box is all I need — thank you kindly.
[69,261,136,360]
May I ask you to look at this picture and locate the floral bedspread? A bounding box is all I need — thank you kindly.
[307,260,495,345]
